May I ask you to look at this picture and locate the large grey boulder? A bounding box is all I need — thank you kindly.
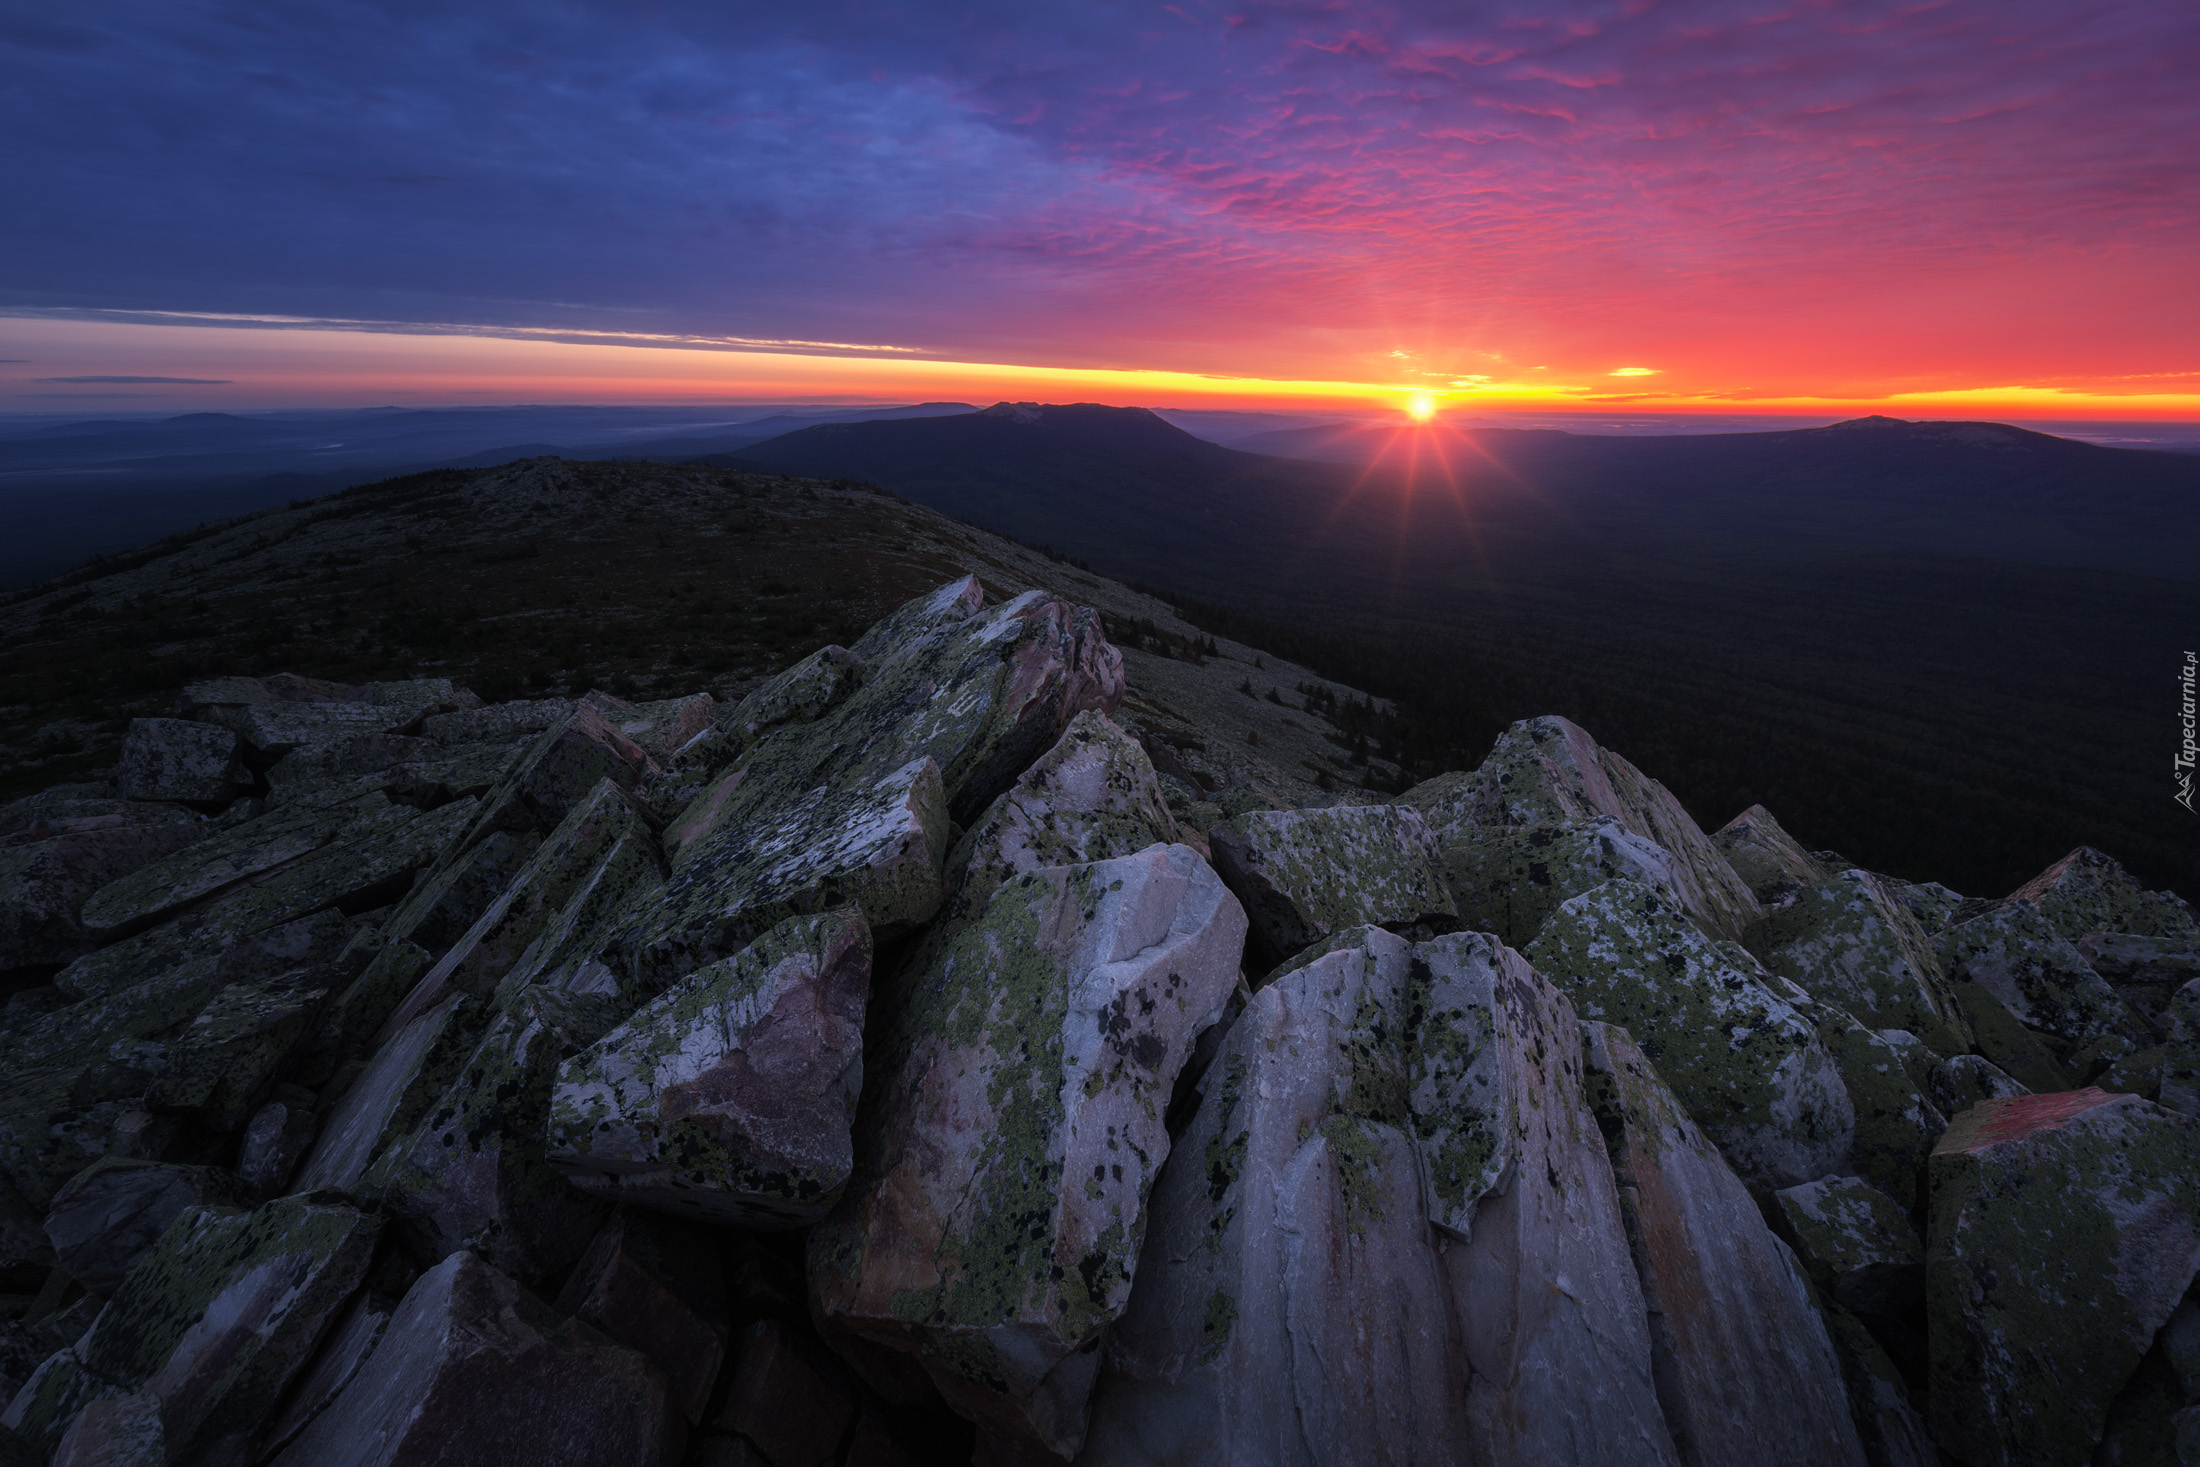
[2008,847,2200,946]
[810,842,1243,1461]
[113,719,250,804]
[1403,715,1760,942]
[1527,879,1852,1191]
[1712,804,1833,906]
[3,1193,380,1459]
[1439,815,1685,948]
[547,911,871,1228]
[1206,803,1455,970]
[615,580,1120,998]
[1928,1088,2200,1467]
[1582,1022,1868,1467]
[1746,868,1972,1058]
[268,1249,681,1467]
[1084,928,1679,1467]
[1800,1008,1947,1213]
[41,1159,241,1295]
[1768,1175,1925,1318]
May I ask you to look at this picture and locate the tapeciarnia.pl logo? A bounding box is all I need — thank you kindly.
[2180,651,2197,812]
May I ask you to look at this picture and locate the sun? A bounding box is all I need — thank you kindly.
[1405,392,1437,422]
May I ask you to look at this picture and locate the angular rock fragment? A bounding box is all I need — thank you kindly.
[269,1249,680,1467]
[368,988,620,1277]
[113,718,250,804]
[555,1211,730,1423]
[1816,1302,1942,1467]
[1405,715,1761,942]
[2081,932,2200,1026]
[810,843,1243,1461]
[1713,804,1833,907]
[941,710,1181,930]
[453,703,660,854]
[709,1318,856,1467]
[1929,1054,2029,1118]
[1944,901,2139,1058]
[586,690,717,763]
[3,1192,379,1459]
[1439,815,1684,948]
[291,995,478,1195]
[1528,879,1853,1191]
[42,1159,241,1295]
[647,647,863,823]
[0,807,209,970]
[1582,1021,1868,1467]
[145,966,332,1130]
[2008,846,2200,946]
[1206,803,1455,970]
[1768,1175,1925,1318]
[1800,1008,1948,1212]
[548,912,870,1228]
[419,698,577,745]
[237,1096,318,1200]
[1928,1088,2200,1467]
[190,677,476,756]
[1082,927,1474,1467]
[1942,975,2074,1095]
[1746,869,1972,1057]
[257,1289,395,1457]
[625,583,1120,995]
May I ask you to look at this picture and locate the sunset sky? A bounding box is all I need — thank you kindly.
[5,0,2196,418]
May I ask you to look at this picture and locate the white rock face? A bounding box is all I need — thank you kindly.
[1584,1022,1870,1467]
[1087,928,1681,1467]
[810,842,1246,1462]
[547,910,871,1228]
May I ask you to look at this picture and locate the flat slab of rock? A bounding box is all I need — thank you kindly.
[1206,803,1454,969]
[1928,1087,2200,1467]
[1583,1021,1868,1467]
[114,718,249,804]
[1529,878,1853,1191]
[0,808,210,969]
[548,911,871,1228]
[810,842,1243,1461]
[1403,715,1761,942]
[269,1249,680,1467]
[42,1159,241,1295]
[4,1193,379,1459]
[1747,868,1972,1058]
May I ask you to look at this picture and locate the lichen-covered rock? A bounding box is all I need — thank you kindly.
[420,698,577,745]
[1746,869,1972,1058]
[1944,901,2140,1058]
[1713,804,1832,907]
[0,808,210,969]
[1817,1301,1941,1467]
[1440,816,1685,948]
[621,582,1120,997]
[367,988,620,1277]
[42,1159,242,1295]
[1404,714,1761,942]
[237,1097,318,1200]
[646,647,864,823]
[586,690,716,763]
[197,677,475,755]
[1084,928,1678,1467]
[1943,975,2074,1095]
[1079,926,1474,1467]
[113,718,250,804]
[1582,1021,1868,1467]
[1206,804,1455,970]
[940,710,1181,931]
[554,1211,729,1424]
[1768,1175,1924,1318]
[1928,1088,2200,1467]
[292,995,479,1195]
[2009,847,2200,946]
[548,911,870,1228]
[268,1249,680,1467]
[1897,879,1972,935]
[1527,879,1852,1191]
[450,703,660,854]
[810,842,1243,1461]
[2080,932,2200,1024]
[3,1193,380,1459]
[1929,1054,2029,1118]
[1801,1007,1947,1212]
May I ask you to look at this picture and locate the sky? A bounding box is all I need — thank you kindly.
[4,0,2197,418]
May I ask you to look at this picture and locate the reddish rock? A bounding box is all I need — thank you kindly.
[712,1318,855,1467]
[554,1212,729,1423]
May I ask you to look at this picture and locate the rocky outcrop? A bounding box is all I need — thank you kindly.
[1405,715,1761,942]
[1,569,2193,1467]
[1529,879,1853,1191]
[811,842,1244,1460]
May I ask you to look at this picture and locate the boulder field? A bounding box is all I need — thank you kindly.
[0,575,2195,1467]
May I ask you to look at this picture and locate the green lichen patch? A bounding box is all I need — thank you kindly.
[1529,878,1852,1192]
[1746,867,1972,1058]
[2009,847,2200,946]
[1945,901,2141,1062]
[1441,816,1683,949]
[1207,804,1455,969]
[1800,1004,1946,1213]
